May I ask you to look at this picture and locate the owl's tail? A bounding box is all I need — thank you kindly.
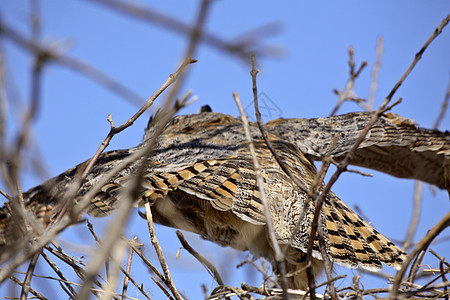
[277,191,406,291]
[314,192,407,272]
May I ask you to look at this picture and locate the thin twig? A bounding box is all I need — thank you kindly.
[250,55,310,197]
[433,74,450,129]
[403,180,423,252]
[429,249,450,268]
[236,257,274,284]
[0,20,144,107]
[388,212,450,299]
[144,202,183,300]
[248,55,290,298]
[315,274,346,290]
[306,13,450,299]
[0,185,11,200]
[8,275,47,300]
[40,250,77,298]
[151,277,174,300]
[46,243,88,279]
[157,0,210,122]
[91,234,152,300]
[121,238,135,300]
[20,251,40,300]
[330,46,367,116]
[366,36,383,111]
[241,282,269,296]
[233,91,287,300]
[123,236,166,287]
[176,230,225,286]
[385,15,450,103]
[83,0,281,61]
[101,238,128,300]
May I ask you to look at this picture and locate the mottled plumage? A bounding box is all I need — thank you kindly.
[1,110,449,289]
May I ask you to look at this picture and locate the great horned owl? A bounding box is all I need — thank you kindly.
[1,108,449,289]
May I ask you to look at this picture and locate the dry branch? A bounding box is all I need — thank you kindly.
[367,36,384,111]
[84,0,281,61]
[330,46,367,116]
[0,58,195,296]
[389,212,450,299]
[0,3,448,299]
[305,13,450,299]
[233,91,288,300]
[144,202,183,300]
[176,230,225,287]
[0,20,145,107]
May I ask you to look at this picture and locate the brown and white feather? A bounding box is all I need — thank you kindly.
[1,110,448,288]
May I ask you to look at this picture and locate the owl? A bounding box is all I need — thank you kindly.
[1,107,448,290]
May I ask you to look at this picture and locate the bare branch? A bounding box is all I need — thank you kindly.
[121,238,135,300]
[233,91,287,300]
[83,0,281,61]
[403,181,423,252]
[433,74,450,129]
[144,202,183,300]
[305,14,450,298]
[385,14,450,102]
[366,36,384,111]
[330,46,368,116]
[8,275,47,300]
[0,20,145,107]
[40,250,77,298]
[20,252,40,300]
[176,230,225,287]
[389,212,450,299]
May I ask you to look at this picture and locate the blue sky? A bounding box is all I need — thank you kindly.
[1,1,449,299]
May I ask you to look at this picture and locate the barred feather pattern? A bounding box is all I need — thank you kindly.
[2,110,449,289]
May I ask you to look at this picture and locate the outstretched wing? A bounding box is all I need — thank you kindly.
[266,112,450,189]
[11,110,448,277]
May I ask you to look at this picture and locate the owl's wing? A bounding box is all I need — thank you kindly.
[266,112,450,190]
[0,111,408,276]
[0,148,136,255]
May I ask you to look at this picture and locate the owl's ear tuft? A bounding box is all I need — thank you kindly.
[198,105,212,113]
